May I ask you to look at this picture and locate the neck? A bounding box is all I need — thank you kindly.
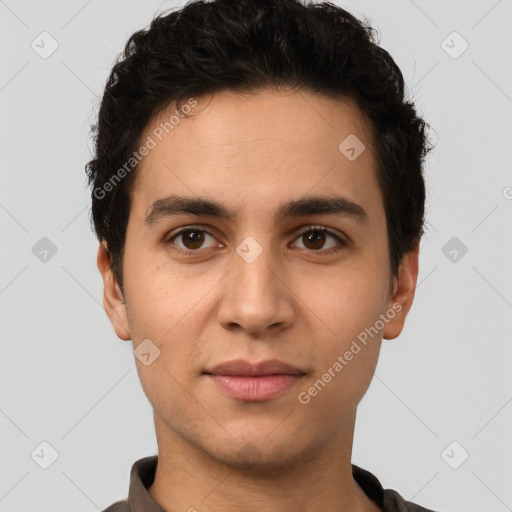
[147,411,381,512]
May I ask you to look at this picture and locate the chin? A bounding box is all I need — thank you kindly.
[206,434,310,471]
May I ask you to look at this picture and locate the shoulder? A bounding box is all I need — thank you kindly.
[101,499,130,512]
[352,464,440,512]
[100,455,159,512]
[384,488,440,511]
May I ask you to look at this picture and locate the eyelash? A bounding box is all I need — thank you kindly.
[165,224,348,256]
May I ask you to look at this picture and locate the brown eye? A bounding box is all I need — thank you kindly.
[180,230,205,250]
[292,226,346,254]
[301,230,327,250]
[167,228,218,252]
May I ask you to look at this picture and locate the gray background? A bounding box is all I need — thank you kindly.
[0,0,511,511]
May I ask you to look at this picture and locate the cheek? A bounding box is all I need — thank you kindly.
[129,317,202,424]
[123,276,200,406]
[300,267,387,393]
[123,255,198,339]
[302,265,388,340]
[297,297,383,421]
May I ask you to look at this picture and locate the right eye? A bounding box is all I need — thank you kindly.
[166,226,221,253]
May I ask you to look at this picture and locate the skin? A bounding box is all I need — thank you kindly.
[97,87,419,512]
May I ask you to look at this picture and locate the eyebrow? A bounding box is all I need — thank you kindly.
[144,193,369,226]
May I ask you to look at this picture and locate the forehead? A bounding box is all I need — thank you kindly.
[129,88,382,224]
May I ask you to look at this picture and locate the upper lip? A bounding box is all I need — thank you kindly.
[204,359,306,376]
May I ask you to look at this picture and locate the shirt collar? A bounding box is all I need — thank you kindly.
[126,456,165,512]
[124,455,428,512]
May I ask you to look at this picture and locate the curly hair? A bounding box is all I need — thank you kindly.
[85,0,434,293]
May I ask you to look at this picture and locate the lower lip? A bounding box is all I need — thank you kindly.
[206,374,304,401]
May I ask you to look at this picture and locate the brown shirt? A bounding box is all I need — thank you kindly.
[102,456,438,512]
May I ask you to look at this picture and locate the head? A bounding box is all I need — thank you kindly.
[87,0,433,468]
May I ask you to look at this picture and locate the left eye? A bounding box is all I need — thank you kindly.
[291,227,345,252]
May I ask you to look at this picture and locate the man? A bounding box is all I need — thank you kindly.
[86,0,436,510]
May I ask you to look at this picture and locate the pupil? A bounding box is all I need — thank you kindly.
[184,231,204,249]
[305,231,324,250]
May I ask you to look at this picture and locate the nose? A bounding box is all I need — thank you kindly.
[216,238,295,336]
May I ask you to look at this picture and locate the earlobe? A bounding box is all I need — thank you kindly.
[97,241,131,341]
[382,240,420,340]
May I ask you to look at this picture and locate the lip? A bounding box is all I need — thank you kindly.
[203,359,306,402]
[206,374,304,401]
[204,358,305,377]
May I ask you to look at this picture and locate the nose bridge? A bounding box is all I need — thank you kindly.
[217,232,294,333]
[233,233,281,301]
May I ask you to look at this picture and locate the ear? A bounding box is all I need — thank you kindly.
[97,241,131,341]
[382,240,420,340]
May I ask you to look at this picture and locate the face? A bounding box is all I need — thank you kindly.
[98,88,418,468]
